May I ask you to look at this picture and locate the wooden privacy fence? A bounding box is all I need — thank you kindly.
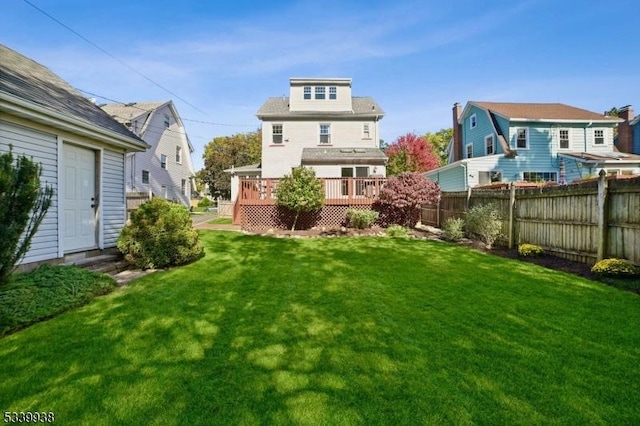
[234,177,386,229]
[126,191,151,220]
[422,172,640,265]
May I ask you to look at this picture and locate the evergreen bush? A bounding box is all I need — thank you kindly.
[346,209,379,229]
[0,147,54,286]
[117,198,204,269]
[275,167,324,230]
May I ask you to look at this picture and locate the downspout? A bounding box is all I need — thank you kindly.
[462,162,468,190]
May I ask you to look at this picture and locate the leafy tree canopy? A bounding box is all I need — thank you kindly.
[275,167,324,230]
[424,128,453,166]
[385,133,440,175]
[201,129,261,199]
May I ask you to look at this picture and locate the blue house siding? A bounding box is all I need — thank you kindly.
[425,164,467,192]
[461,105,499,157]
[633,122,640,154]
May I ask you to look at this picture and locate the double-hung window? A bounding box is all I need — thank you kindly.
[160,154,167,169]
[272,124,283,144]
[319,124,331,144]
[466,143,473,159]
[470,114,477,129]
[315,86,326,100]
[303,86,311,100]
[329,86,337,100]
[181,179,186,196]
[363,123,371,139]
[164,115,171,128]
[516,128,528,149]
[594,129,604,145]
[485,135,494,155]
[559,129,570,149]
[142,170,150,184]
[176,146,182,163]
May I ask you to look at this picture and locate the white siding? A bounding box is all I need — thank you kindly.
[102,149,126,247]
[0,121,59,263]
[289,82,352,112]
[261,119,381,178]
[127,103,194,207]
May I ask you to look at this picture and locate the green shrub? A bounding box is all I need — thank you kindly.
[591,258,639,278]
[442,218,464,241]
[346,209,379,229]
[117,198,204,269]
[0,147,54,286]
[275,167,324,230]
[385,225,410,238]
[0,265,116,336]
[465,204,503,248]
[518,244,544,257]
[197,197,214,208]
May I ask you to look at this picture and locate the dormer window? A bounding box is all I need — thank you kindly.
[329,86,337,100]
[315,87,326,100]
[303,86,311,100]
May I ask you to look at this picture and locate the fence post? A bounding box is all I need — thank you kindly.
[466,187,472,210]
[508,182,516,249]
[596,169,609,261]
[436,198,441,228]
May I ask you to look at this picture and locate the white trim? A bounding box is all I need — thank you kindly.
[469,113,477,129]
[484,134,494,155]
[592,128,606,146]
[515,127,529,150]
[97,147,104,249]
[56,136,64,258]
[466,143,473,159]
[558,128,571,150]
[0,91,147,152]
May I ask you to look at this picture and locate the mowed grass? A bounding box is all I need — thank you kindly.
[1,231,639,425]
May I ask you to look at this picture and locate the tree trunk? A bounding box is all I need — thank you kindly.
[291,211,300,231]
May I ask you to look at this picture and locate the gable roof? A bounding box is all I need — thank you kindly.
[101,100,194,152]
[469,101,622,123]
[257,96,384,118]
[100,101,166,123]
[0,44,146,150]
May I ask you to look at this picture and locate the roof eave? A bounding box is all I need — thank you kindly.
[1,91,148,151]
[510,118,622,124]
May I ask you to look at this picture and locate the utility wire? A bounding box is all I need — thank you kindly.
[22,0,208,116]
[77,88,258,129]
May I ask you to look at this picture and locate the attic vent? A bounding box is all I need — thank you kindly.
[340,149,354,153]
[354,149,366,153]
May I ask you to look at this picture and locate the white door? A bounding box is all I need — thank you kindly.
[64,144,97,252]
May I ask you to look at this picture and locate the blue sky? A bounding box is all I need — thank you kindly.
[3,0,639,170]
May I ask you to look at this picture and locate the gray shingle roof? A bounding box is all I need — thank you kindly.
[0,43,145,145]
[257,97,384,117]
[100,101,167,123]
[301,148,387,165]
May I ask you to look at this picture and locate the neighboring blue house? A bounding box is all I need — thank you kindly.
[427,102,640,191]
[616,105,640,155]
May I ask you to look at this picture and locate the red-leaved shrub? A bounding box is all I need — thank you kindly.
[375,172,440,227]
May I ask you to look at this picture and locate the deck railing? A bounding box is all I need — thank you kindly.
[237,177,386,206]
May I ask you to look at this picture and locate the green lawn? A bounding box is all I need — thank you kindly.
[1,231,639,425]
[206,217,232,225]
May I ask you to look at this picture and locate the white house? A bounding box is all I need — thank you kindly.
[0,43,148,267]
[100,101,196,207]
[255,77,387,180]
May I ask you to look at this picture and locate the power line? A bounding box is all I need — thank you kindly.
[22,0,208,116]
[77,88,258,129]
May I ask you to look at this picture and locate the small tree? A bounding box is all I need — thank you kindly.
[385,133,441,175]
[0,147,54,286]
[376,172,440,227]
[275,167,324,230]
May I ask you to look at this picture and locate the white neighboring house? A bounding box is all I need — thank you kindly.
[101,101,196,207]
[252,77,386,181]
[0,43,147,267]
